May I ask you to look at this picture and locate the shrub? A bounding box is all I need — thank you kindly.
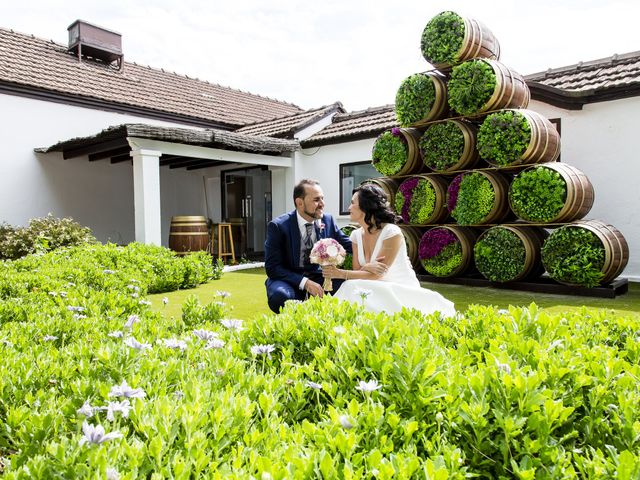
[0,214,96,260]
[510,167,567,222]
[448,59,496,116]
[419,227,463,276]
[420,11,465,66]
[340,224,358,270]
[395,74,437,126]
[474,227,526,282]
[477,110,532,165]
[420,121,465,171]
[395,177,437,224]
[542,226,605,287]
[447,172,494,225]
[371,128,408,176]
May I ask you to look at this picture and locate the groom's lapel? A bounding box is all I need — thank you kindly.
[288,212,301,263]
[315,215,326,239]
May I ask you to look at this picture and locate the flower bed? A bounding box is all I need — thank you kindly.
[447,172,497,225]
[477,110,532,166]
[394,176,445,224]
[371,128,413,176]
[509,166,567,222]
[419,227,460,276]
[474,226,529,282]
[447,59,497,116]
[395,73,445,126]
[420,11,465,67]
[420,120,478,172]
[541,225,606,287]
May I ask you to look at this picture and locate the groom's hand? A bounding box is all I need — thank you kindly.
[305,279,324,297]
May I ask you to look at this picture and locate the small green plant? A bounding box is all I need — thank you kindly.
[477,110,532,165]
[474,227,526,282]
[448,59,497,116]
[395,177,437,224]
[542,226,605,287]
[448,173,495,225]
[420,121,466,171]
[371,129,408,175]
[510,167,567,222]
[395,73,437,126]
[420,11,465,66]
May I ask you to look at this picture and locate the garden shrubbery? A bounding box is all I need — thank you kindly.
[1,288,639,477]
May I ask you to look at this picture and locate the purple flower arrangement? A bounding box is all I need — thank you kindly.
[397,177,419,222]
[419,228,458,260]
[447,174,464,212]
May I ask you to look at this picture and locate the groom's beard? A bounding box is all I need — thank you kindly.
[304,208,323,219]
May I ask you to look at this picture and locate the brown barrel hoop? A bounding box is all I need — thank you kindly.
[421,119,479,172]
[478,59,530,114]
[509,163,595,223]
[557,220,629,284]
[362,177,399,207]
[169,215,210,256]
[430,16,501,70]
[420,225,478,277]
[400,225,425,273]
[405,72,449,127]
[484,109,561,167]
[450,171,511,225]
[476,225,546,282]
[397,174,449,224]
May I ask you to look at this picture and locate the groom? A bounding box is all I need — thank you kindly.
[264,179,352,313]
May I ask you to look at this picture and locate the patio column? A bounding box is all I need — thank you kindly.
[131,148,162,245]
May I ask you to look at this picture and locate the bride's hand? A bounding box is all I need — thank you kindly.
[362,258,388,277]
[321,265,339,278]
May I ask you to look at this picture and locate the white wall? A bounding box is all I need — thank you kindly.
[0,92,230,246]
[529,97,640,280]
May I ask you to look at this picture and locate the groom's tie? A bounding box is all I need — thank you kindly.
[300,222,314,267]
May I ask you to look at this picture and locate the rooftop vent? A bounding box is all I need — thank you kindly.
[67,20,123,70]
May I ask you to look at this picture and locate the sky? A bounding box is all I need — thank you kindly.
[4,0,639,111]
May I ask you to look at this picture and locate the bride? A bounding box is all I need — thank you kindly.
[322,183,455,317]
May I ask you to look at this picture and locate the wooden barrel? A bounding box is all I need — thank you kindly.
[401,72,449,127]
[447,171,511,225]
[400,225,425,273]
[371,128,423,176]
[423,14,500,70]
[396,174,448,225]
[482,109,561,167]
[543,220,629,285]
[419,226,477,277]
[420,119,479,172]
[475,225,546,282]
[168,215,210,255]
[509,163,595,223]
[362,177,399,206]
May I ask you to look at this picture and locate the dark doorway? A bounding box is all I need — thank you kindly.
[222,166,271,260]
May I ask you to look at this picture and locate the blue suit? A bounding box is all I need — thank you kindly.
[264,211,352,313]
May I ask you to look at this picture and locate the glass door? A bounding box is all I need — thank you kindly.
[222,166,271,259]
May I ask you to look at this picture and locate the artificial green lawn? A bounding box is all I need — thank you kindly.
[149,267,640,321]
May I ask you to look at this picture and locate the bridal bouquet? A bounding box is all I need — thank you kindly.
[310,238,347,291]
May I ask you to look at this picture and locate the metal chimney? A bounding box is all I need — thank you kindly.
[67,20,123,70]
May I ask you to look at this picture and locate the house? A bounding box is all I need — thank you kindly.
[1,21,638,280]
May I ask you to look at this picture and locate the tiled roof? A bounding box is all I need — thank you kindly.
[301,105,397,147]
[525,50,640,93]
[235,102,344,138]
[0,27,302,127]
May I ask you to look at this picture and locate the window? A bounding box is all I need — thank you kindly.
[339,161,381,214]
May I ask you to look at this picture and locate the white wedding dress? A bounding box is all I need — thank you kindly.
[333,224,456,316]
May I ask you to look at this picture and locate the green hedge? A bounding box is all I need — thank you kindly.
[395,74,437,127]
[448,59,496,116]
[510,166,567,222]
[477,110,532,166]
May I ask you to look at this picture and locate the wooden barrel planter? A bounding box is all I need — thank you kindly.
[447,171,511,225]
[420,120,480,172]
[169,215,210,255]
[371,128,423,176]
[480,109,561,167]
[448,59,530,116]
[509,163,595,223]
[422,12,501,70]
[396,72,449,127]
[362,177,399,206]
[474,225,546,283]
[419,226,477,277]
[542,220,629,286]
[395,175,448,224]
[400,225,425,273]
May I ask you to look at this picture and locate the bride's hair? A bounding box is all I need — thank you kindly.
[353,184,401,233]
